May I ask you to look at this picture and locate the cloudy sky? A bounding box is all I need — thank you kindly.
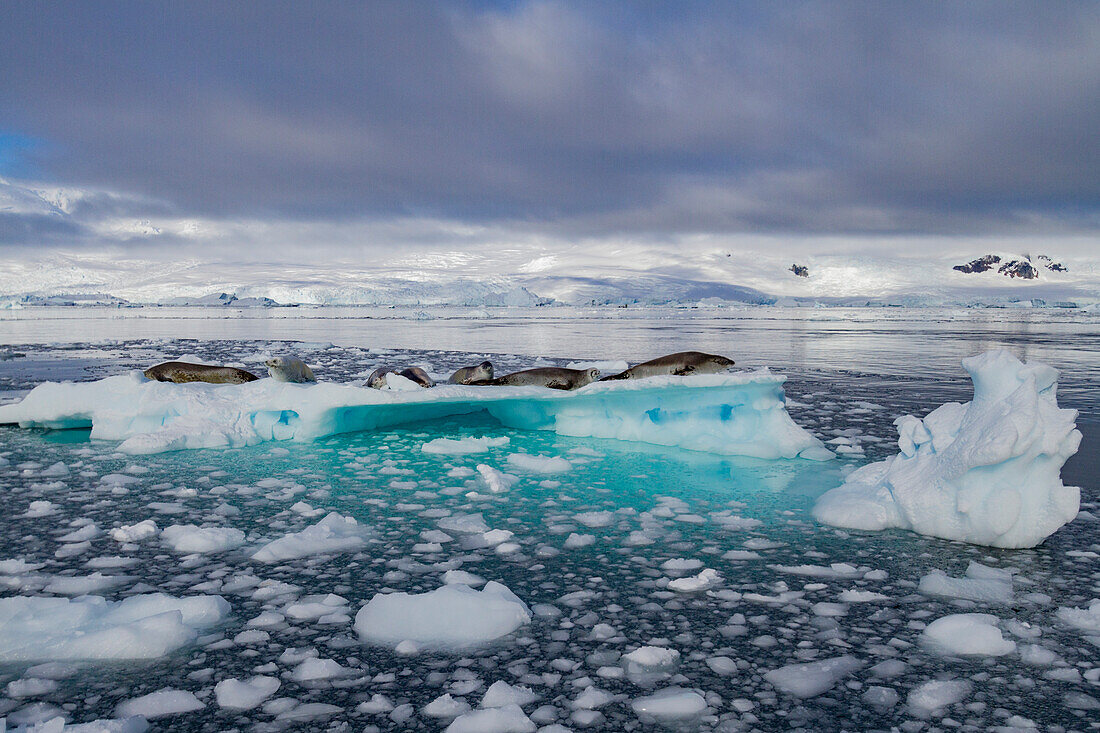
[1,1,1098,283]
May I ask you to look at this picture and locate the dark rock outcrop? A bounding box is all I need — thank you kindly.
[953,255,1001,274]
[790,264,809,277]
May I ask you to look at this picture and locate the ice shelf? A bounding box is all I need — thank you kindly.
[0,370,833,459]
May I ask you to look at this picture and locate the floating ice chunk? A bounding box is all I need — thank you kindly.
[0,559,46,574]
[919,563,1014,603]
[423,693,471,719]
[109,520,159,542]
[622,646,679,684]
[563,533,595,549]
[115,688,204,719]
[668,568,720,592]
[355,581,531,651]
[506,453,571,473]
[423,436,509,455]
[0,371,831,460]
[575,511,615,528]
[251,512,367,562]
[921,614,1016,657]
[443,570,486,587]
[25,501,58,518]
[572,686,616,709]
[631,688,707,721]
[476,464,519,493]
[0,593,229,662]
[438,513,490,534]
[907,679,972,717]
[7,677,59,697]
[764,656,863,698]
[661,558,704,574]
[214,676,280,710]
[161,525,245,554]
[481,681,539,708]
[815,351,1081,548]
[838,589,889,602]
[290,657,350,682]
[769,562,863,578]
[43,573,128,596]
[444,704,535,733]
[1056,600,1100,633]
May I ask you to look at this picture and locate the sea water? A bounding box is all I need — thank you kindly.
[0,308,1097,731]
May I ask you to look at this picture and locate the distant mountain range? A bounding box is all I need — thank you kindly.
[1,250,1096,309]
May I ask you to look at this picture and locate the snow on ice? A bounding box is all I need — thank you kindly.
[814,350,1081,548]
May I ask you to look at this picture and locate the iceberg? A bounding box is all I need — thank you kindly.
[814,350,1081,548]
[0,370,832,460]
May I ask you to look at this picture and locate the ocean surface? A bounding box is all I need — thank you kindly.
[0,306,1097,731]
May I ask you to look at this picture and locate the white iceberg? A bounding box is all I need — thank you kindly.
[0,370,831,460]
[355,581,531,651]
[0,594,230,662]
[814,350,1081,548]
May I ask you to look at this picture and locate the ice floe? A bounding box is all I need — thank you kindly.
[814,350,1081,548]
[0,370,832,459]
[251,512,367,562]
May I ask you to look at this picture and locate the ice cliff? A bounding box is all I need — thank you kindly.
[0,370,833,460]
[814,350,1081,548]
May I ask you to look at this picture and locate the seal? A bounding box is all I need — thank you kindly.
[486,367,599,390]
[367,366,433,389]
[448,361,494,385]
[399,367,434,388]
[600,351,735,381]
[144,361,259,385]
[265,356,316,383]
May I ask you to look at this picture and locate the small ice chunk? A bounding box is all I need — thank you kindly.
[443,570,486,587]
[1056,599,1100,633]
[921,614,1016,657]
[356,581,531,650]
[660,558,704,574]
[506,454,571,473]
[481,680,539,708]
[563,533,595,549]
[423,436,509,454]
[251,512,367,562]
[476,464,520,492]
[290,657,350,682]
[423,693,471,719]
[765,656,863,698]
[907,679,972,717]
[214,676,281,710]
[162,525,245,554]
[622,646,679,683]
[631,688,707,721]
[575,511,614,528]
[438,513,490,534]
[667,568,720,592]
[919,565,1013,603]
[110,520,159,542]
[116,688,204,719]
[444,703,535,733]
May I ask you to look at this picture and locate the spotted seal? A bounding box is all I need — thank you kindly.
[144,361,258,385]
[484,367,599,390]
[599,351,735,381]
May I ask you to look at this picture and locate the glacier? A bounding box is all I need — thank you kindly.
[813,350,1081,548]
[0,370,833,460]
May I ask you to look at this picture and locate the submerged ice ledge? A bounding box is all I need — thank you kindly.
[0,370,833,460]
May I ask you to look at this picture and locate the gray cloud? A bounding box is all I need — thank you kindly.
[0,0,1097,246]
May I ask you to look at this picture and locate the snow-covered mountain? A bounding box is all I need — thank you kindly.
[1,246,1097,308]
